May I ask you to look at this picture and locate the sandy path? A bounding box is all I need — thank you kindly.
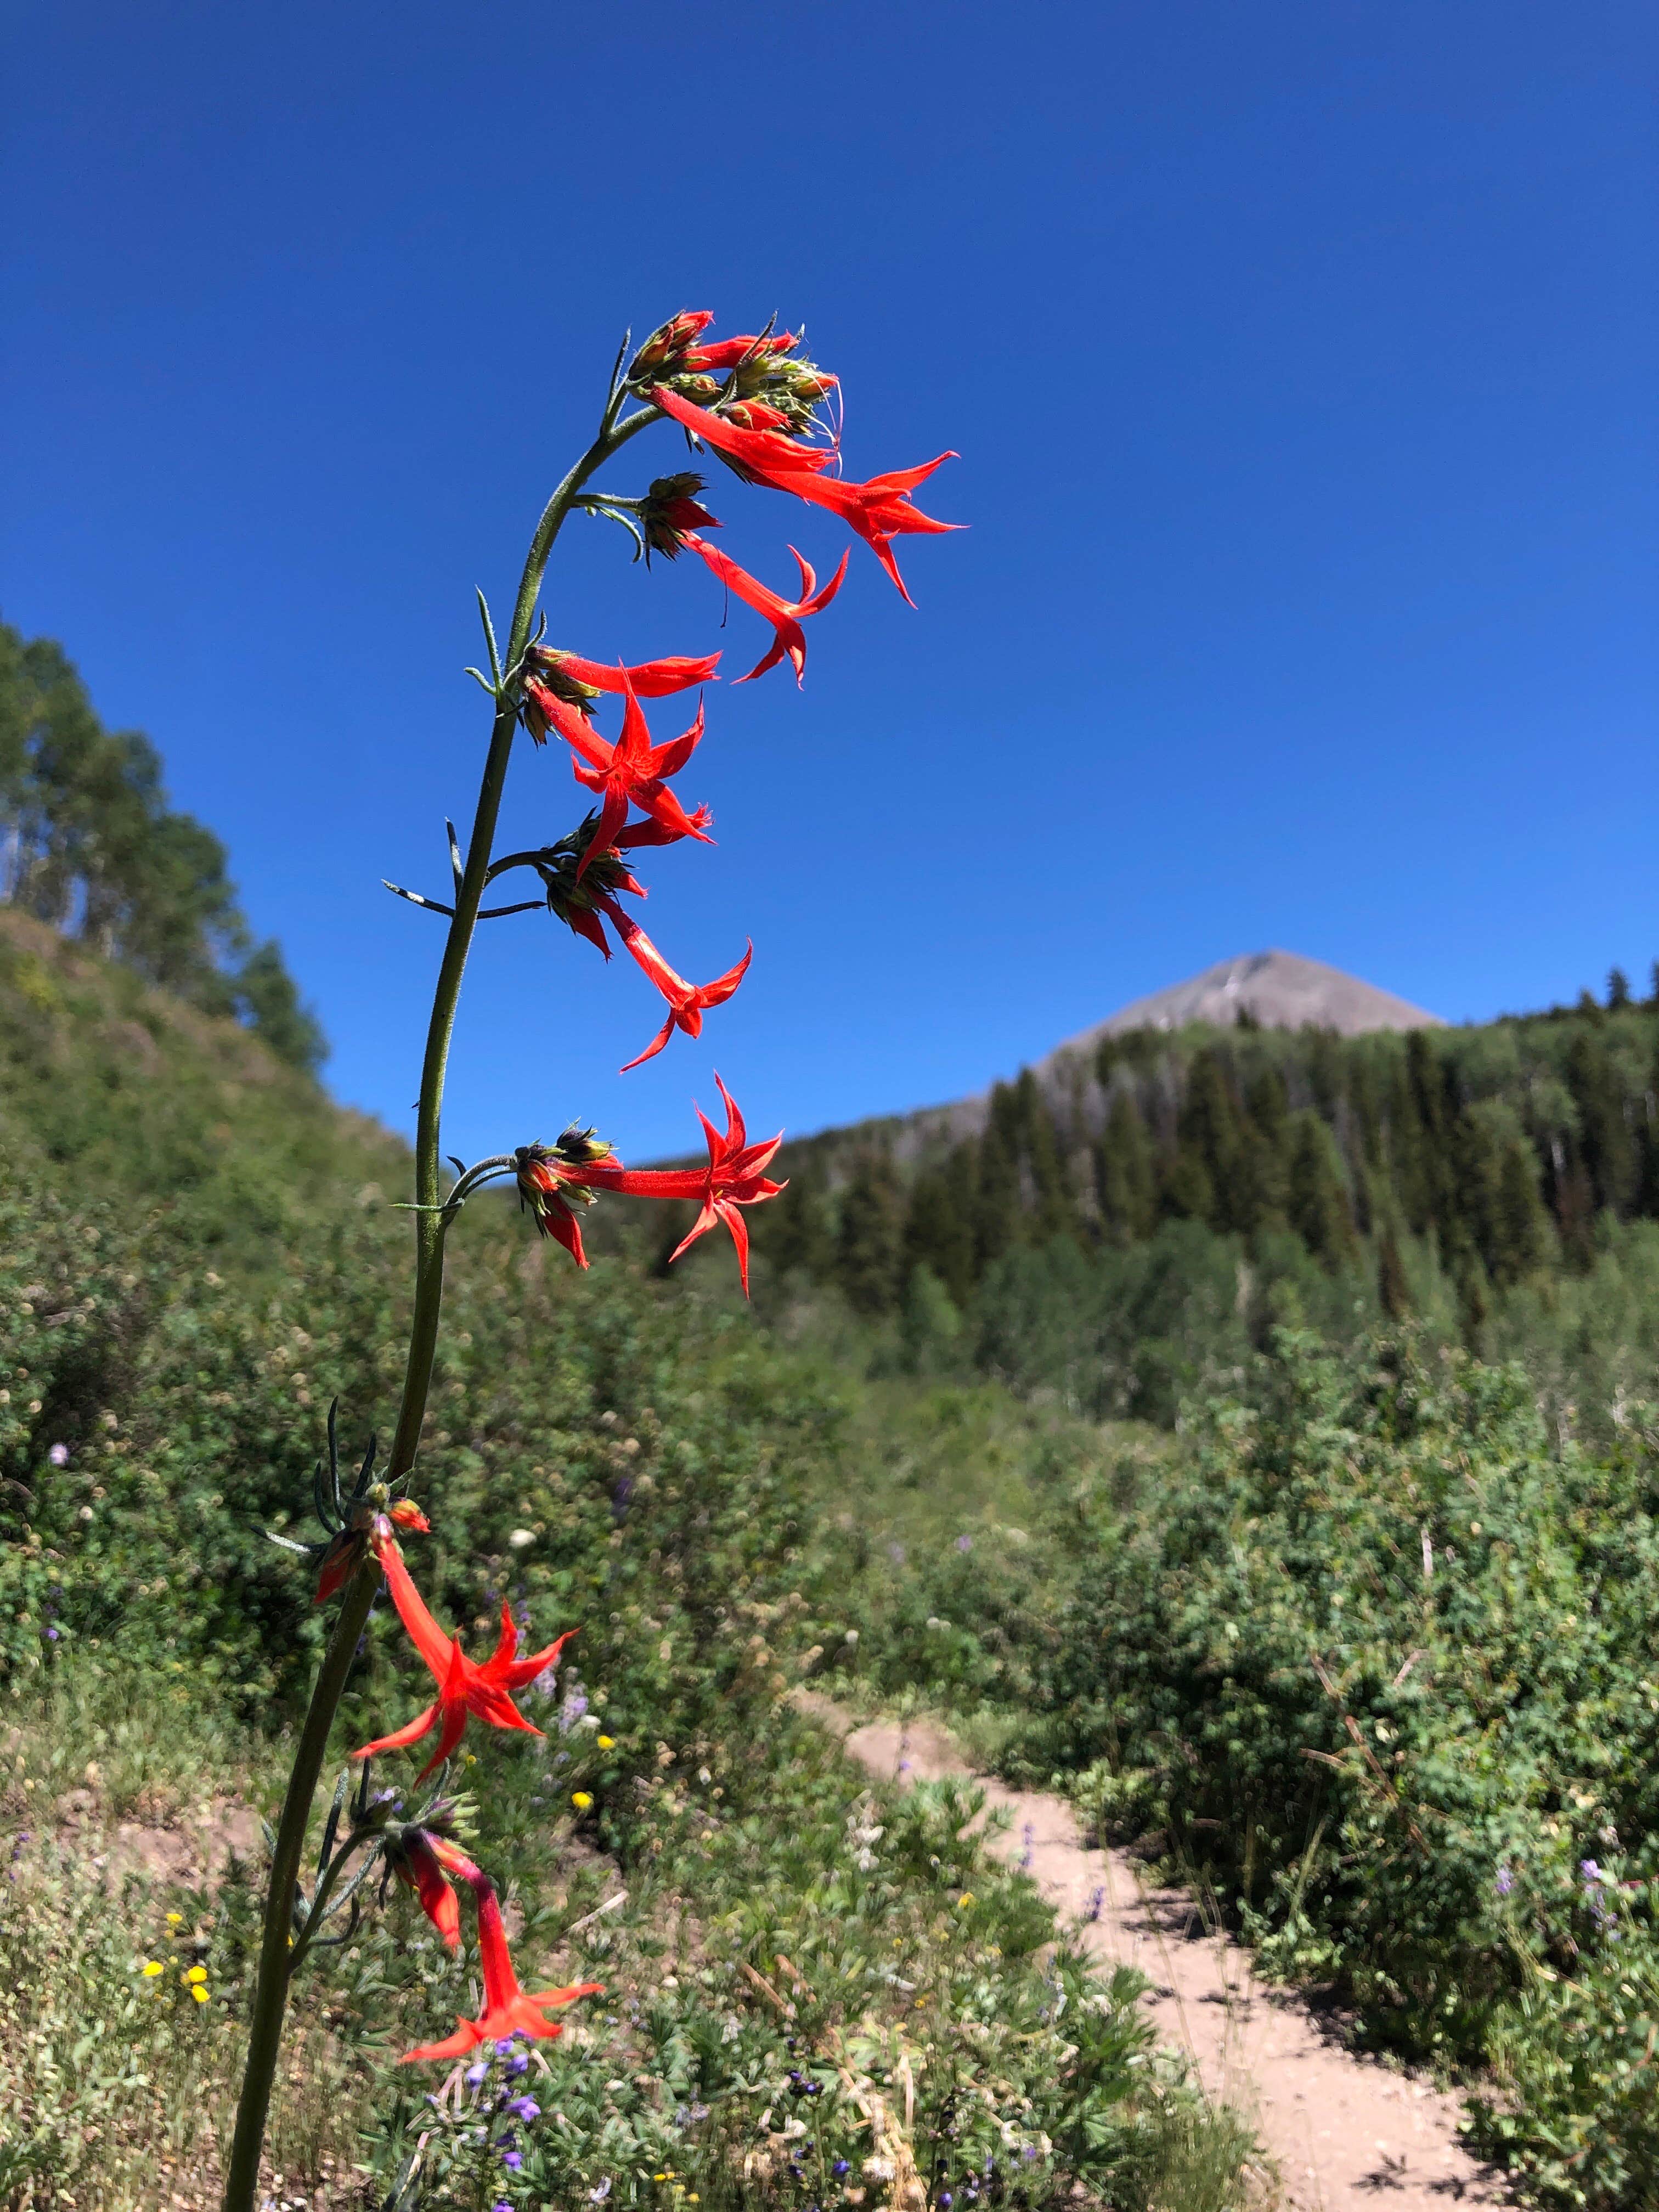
[797,1695,1508,2212]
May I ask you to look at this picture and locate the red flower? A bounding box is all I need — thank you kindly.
[531,673,713,881]
[652,386,959,605]
[313,1497,429,1607]
[400,1865,600,2062]
[683,534,849,685]
[598,905,752,1071]
[351,1538,574,1783]
[384,1828,481,1954]
[584,1075,785,1296]
[652,382,839,481]
[522,647,720,742]
[682,329,800,373]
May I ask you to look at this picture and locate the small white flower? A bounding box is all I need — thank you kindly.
[508,1527,535,1549]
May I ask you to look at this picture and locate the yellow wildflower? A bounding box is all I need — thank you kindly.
[572,1791,594,1811]
[597,1735,616,1750]
[184,1965,207,1985]
[191,1984,210,2004]
[956,1893,974,1909]
[165,1911,183,1926]
[141,1961,164,1978]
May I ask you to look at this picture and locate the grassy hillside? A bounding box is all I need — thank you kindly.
[0,911,1254,2212]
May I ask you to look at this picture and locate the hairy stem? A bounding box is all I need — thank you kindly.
[221,397,659,2212]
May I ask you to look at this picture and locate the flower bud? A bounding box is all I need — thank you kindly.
[626,311,715,383]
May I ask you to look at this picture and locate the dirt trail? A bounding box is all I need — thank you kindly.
[797,1695,1508,2212]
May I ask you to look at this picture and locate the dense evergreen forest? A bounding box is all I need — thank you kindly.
[0,619,323,1071]
[756,982,1659,1307]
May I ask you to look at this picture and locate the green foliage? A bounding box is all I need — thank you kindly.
[752,998,1659,1421]
[0,620,323,1069]
[828,1333,1659,2206]
[0,918,1254,2210]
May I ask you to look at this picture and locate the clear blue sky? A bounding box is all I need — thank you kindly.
[3,1,1654,1167]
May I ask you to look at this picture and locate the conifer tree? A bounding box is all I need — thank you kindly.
[1492,1137,1551,1283]
[1169,1047,1240,1231]
[1015,1068,1074,1241]
[836,1151,906,1314]
[904,1154,978,1307]
[1286,1109,1357,1271]
[1240,1060,1292,1233]
[1377,1225,1411,1318]
[1565,1029,1637,1217]
[764,1163,836,1279]
[1096,1090,1156,1243]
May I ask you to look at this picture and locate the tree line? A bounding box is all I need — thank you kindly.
[745,978,1659,1328]
[0,620,324,1071]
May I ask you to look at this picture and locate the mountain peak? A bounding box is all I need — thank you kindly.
[1042,950,1443,1068]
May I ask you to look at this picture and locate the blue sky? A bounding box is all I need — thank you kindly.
[3,0,1654,1166]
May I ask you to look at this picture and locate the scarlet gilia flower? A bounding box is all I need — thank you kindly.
[383,1827,482,1954]
[522,646,719,743]
[518,810,713,965]
[514,1125,619,1268]
[584,1074,785,1296]
[351,1537,575,1782]
[652,386,960,605]
[639,473,723,562]
[682,534,849,685]
[598,905,753,1071]
[530,671,713,880]
[400,1863,601,2063]
[313,1497,429,1607]
[653,382,838,482]
[681,329,800,373]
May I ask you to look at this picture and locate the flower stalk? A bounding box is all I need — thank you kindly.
[220,399,657,2212]
[221,311,953,2211]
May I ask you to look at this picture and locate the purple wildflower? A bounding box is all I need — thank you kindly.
[508,2096,540,2121]
[501,2149,523,2171]
[955,1534,973,1553]
[1495,1864,1515,1897]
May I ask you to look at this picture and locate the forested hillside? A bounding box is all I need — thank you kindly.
[735,983,1659,1429]
[761,984,1659,1308]
[0,619,323,1071]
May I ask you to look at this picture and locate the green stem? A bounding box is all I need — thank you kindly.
[221,397,659,2212]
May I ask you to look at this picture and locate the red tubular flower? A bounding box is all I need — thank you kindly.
[385,1827,481,1954]
[682,330,800,372]
[683,534,849,685]
[651,386,959,605]
[598,905,752,1071]
[522,646,720,741]
[584,1075,785,1296]
[400,1866,601,2063]
[651,382,839,479]
[351,1539,574,1782]
[531,674,713,881]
